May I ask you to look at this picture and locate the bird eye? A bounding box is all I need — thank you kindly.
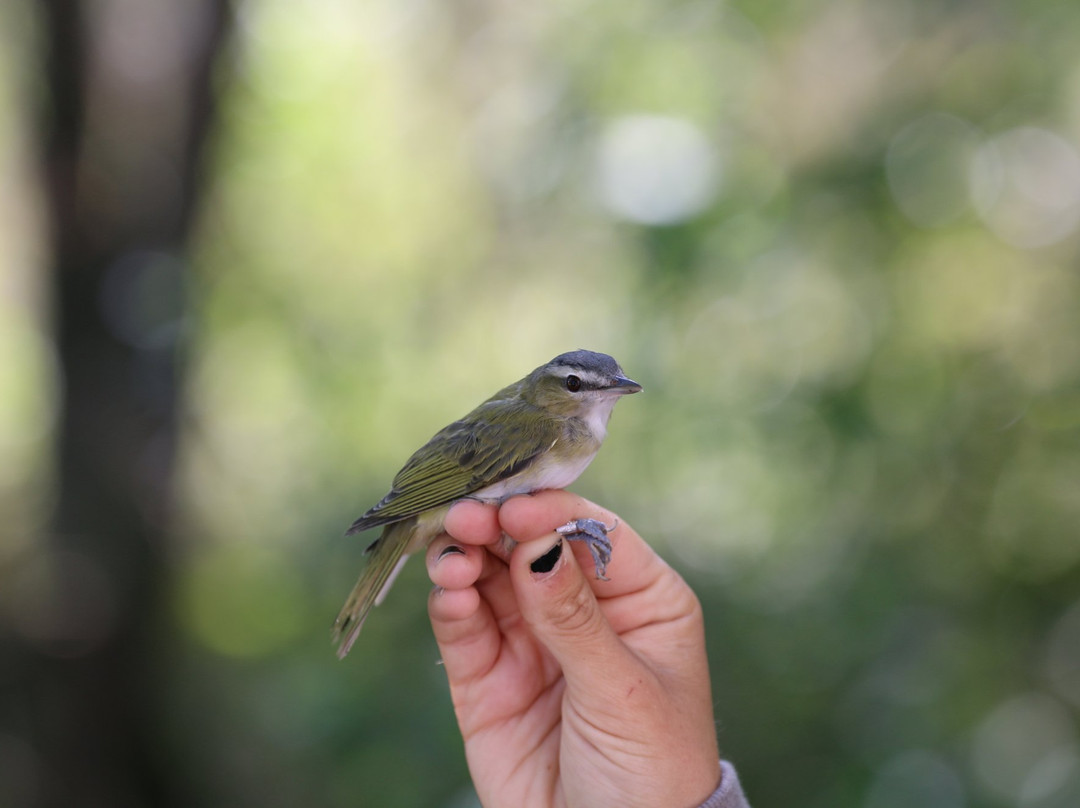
[565,374,582,392]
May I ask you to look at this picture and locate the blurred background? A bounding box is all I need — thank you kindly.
[2,0,1079,806]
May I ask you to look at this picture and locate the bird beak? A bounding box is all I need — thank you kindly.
[609,375,643,394]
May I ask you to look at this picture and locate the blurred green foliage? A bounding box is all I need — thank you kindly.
[3,0,1080,806]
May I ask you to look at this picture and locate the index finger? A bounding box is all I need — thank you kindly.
[444,499,502,545]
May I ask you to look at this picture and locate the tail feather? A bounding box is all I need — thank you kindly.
[332,523,411,658]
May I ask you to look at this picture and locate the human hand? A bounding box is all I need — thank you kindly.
[426,489,721,808]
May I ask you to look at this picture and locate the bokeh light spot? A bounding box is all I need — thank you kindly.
[1045,599,1080,710]
[99,250,187,350]
[970,127,1080,248]
[886,112,981,228]
[865,750,967,808]
[970,692,1080,804]
[595,114,720,225]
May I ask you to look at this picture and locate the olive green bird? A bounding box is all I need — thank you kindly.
[333,349,642,658]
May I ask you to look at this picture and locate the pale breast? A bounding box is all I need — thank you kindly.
[471,441,600,503]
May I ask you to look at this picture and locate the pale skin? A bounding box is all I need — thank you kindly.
[425,489,722,808]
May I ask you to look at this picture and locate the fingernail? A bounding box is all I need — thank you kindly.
[529,539,563,576]
[437,545,466,562]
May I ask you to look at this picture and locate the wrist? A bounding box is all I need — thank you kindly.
[692,761,750,808]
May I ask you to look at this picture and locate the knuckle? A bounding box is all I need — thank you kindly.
[543,579,602,638]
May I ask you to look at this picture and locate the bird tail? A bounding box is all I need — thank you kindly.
[332,522,412,658]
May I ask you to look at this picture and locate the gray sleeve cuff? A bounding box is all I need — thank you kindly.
[696,760,751,808]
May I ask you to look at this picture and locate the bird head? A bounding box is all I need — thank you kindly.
[525,350,642,419]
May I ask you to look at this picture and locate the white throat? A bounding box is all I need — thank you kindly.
[582,394,619,442]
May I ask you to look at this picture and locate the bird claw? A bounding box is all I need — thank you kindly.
[556,518,618,580]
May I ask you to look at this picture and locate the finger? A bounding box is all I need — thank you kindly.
[426,536,515,626]
[499,490,667,597]
[426,534,485,590]
[427,524,518,684]
[428,580,482,626]
[428,573,501,683]
[444,499,502,546]
[471,549,521,625]
[510,532,643,694]
[447,499,519,570]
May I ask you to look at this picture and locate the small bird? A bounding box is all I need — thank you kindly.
[333,349,642,658]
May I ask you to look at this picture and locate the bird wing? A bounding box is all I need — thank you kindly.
[345,400,560,535]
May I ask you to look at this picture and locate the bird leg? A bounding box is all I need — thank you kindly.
[556,518,618,581]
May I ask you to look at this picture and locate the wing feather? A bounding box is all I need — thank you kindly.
[346,400,560,535]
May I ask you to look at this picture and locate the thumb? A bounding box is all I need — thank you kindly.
[510,533,637,691]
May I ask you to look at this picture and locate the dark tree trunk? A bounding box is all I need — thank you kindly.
[8,2,234,805]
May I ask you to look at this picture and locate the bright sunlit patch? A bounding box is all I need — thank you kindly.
[0,316,58,476]
[595,114,720,225]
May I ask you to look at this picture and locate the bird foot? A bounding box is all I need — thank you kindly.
[556,518,618,581]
